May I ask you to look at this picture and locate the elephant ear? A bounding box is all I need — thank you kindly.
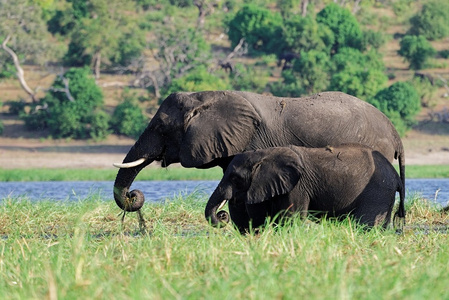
[246,148,302,204]
[180,91,262,167]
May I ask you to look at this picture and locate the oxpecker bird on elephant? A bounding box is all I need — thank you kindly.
[112,91,405,222]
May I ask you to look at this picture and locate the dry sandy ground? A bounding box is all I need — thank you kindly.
[0,131,448,169]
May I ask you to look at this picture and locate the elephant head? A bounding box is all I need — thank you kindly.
[205,147,302,227]
[113,91,262,212]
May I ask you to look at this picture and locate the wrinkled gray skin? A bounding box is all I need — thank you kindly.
[205,145,403,232]
[113,91,405,216]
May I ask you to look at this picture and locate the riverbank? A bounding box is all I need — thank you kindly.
[1,130,449,170]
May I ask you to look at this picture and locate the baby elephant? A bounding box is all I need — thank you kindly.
[205,145,403,232]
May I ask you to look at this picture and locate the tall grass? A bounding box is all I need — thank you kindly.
[1,193,449,299]
[1,164,448,182]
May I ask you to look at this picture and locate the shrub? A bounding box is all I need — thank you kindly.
[282,15,334,54]
[229,64,268,93]
[408,0,449,41]
[330,48,387,99]
[316,3,364,53]
[398,35,436,70]
[290,50,331,95]
[227,4,284,55]
[369,81,421,136]
[161,66,230,101]
[110,90,147,139]
[22,67,109,139]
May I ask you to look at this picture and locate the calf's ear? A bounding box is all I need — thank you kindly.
[246,148,301,204]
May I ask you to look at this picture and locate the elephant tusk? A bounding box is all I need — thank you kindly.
[217,200,228,211]
[113,158,146,168]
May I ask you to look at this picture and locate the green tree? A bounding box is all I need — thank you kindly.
[398,35,436,70]
[369,81,421,136]
[290,50,331,95]
[330,48,387,99]
[282,15,334,54]
[60,0,145,78]
[161,66,230,101]
[110,90,147,139]
[23,67,110,139]
[408,0,449,41]
[316,3,364,53]
[0,0,62,102]
[227,4,284,55]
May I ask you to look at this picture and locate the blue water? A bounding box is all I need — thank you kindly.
[0,179,448,205]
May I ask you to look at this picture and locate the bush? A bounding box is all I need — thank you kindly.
[161,66,231,101]
[330,48,387,99]
[110,90,147,139]
[398,35,436,70]
[408,0,449,40]
[316,3,364,53]
[290,50,331,95]
[22,67,109,140]
[229,64,268,93]
[282,15,334,54]
[369,81,421,136]
[227,4,284,55]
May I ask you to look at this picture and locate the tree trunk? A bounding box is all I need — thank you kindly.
[1,35,37,103]
[94,51,101,79]
[301,0,309,17]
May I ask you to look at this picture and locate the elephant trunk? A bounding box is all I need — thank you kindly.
[113,166,147,212]
[205,186,231,227]
[113,132,163,212]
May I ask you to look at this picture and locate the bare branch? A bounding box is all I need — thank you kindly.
[1,34,37,103]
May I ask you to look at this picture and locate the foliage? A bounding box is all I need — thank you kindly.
[316,3,364,53]
[229,63,269,93]
[150,27,213,91]
[408,0,449,40]
[362,29,388,50]
[0,57,16,79]
[410,76,438,108]
[110,89,147,139]
[398,35,436,70]
[277,0,301,18]
[23,67,109,139]
[369,81,421,136]
[227,4,284,55]
[282,14,334,54]
[289,50,331,95]
[330,48,387,99]
[0,0,63,65]
[54,0,145,75]
[161,66,231,101]
[0,118,3,135]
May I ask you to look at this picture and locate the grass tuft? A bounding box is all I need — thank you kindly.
[1,193,449,299]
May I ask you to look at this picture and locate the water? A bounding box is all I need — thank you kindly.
[0,179,448,206]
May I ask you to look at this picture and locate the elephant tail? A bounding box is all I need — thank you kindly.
[393,153,406,229]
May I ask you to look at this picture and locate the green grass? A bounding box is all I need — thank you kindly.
[1,164,448,182]
[1,193,449,299]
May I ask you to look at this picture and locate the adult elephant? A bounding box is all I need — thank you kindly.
[113,90,405,218]
[205,145,403,232]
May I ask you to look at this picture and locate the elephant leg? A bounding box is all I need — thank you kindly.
[352,194,395,228]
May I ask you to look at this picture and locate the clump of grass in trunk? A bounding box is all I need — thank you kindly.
[1,193,449,299]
